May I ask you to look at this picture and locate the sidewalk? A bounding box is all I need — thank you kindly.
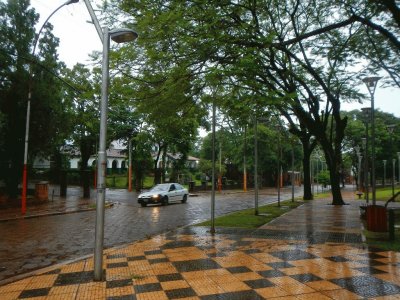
[1,190,400,299]
[0,186,98,222]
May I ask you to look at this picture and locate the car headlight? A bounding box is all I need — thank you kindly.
[152,194,160,199]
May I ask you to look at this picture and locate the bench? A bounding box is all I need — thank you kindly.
[356,191,364,199]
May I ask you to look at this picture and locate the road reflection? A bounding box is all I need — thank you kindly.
[151,206,160,223]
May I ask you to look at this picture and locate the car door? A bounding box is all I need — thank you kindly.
[175,184,185,199]
[168,184,178,202]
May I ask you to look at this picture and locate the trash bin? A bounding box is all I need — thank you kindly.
[189,181,195,192]
[35,181,49,201]
[366,205,387,232]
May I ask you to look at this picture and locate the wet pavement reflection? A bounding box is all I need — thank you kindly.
[0,185,302,283]
[1,195,400,299]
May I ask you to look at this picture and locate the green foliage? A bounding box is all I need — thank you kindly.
[317,170,330,187]
[198,159,212,178]
[343,109,400,179]
[0,0,68,196]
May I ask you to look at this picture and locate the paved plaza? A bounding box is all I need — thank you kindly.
[1,189,400,299]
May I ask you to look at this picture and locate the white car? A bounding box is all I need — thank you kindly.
[138,183,188,207]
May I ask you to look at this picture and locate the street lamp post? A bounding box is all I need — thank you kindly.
[387,124,396,196]
[275,125,281,207]
[243,126,247,192]
[210,98,217,235]
[383,160,387,188]
[93,27,138,282]
[21,0,79,215]
[362,138,369,203]
[361,107,371,203]
[363,76,381,205]
[398,152,400,186]
[355,145,362,193]
[128,137,133,192]
[254,117,259,215]
[393,158,396,194]
[291,142,295,202]
[81,0,138,282]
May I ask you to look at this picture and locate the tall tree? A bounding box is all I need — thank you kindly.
[0,0,66,198]
[62,64,99,197]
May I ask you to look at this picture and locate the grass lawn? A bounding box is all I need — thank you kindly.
[106,175,128,188]
[196,200,304,228]
[363,229,400,252]
[357,187,400,202]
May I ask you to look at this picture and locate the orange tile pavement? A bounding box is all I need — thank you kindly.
[1,191,400,299]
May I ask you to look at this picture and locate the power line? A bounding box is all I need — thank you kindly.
[0,48,83,95]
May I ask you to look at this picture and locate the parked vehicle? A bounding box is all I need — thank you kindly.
[137,183,188,207]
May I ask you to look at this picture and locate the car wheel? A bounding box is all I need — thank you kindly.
[182,194,187,203]
[162,196,169,205]
[140,202,147,207]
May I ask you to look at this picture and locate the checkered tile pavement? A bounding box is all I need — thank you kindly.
[1,198,400,299]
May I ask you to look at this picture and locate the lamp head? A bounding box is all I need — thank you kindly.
[110,28,138,43]
[66,0,79,4]
[362,76,381,96]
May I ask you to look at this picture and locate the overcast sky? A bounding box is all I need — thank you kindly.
[30,0,399,117]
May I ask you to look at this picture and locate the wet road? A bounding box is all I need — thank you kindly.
[0,186,303,283]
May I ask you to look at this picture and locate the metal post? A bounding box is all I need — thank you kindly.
[311,158,314,195]
[218,140,222,192]
[393,159,396,196]
[316,155,319,194]
[128,138,132,192]
[355,145,362,193]
[363,77,381,205]
[83,0,104,42]
[210,100,216,233]
[358,154,363,192]
[277,127,281,207]
[361,109,370,203]
[362,137,369,203]
[387,125,395,196]
[371,92,376,205]
[398,152,400,185]
[291,146,295,202]
[383,160,387,188]
[243,126,247,192]
[254,117,259,215]
[94,27,110,281]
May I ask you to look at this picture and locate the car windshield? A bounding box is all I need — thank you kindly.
[150,184,169,192]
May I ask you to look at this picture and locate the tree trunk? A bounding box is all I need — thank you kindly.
[302,143,313,200]
[81,169,90,198]
[328,161,345,205]
[161,148,167,183]
[153,144,162,185]
[322,145,346,205]
[80,139,92,199]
